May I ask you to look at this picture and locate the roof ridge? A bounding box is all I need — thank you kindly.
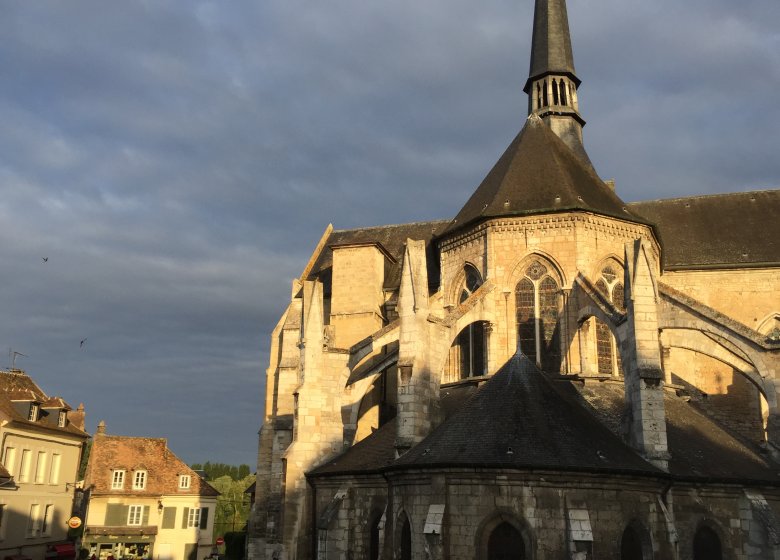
[332,219,449,234]
[630,189,780,205]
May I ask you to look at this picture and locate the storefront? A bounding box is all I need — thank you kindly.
[83,527,157,560]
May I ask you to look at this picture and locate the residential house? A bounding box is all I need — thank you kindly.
[0,369,89,560]
[82,423,218,560]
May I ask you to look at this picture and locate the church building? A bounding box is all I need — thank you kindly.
[248,1,780,558]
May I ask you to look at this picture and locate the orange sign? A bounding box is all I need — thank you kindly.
[67,516,82,529]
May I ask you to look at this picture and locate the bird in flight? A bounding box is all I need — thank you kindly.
[80,338,87,348]
[42,257,48,263]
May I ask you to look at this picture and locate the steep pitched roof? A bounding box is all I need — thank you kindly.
[443,115,640,236]
[525,0,578,90]
[0,370,88,437]
[571,381,780,483]
[86,433,219,497]
[628,190,780,269]
[391,355,657,473]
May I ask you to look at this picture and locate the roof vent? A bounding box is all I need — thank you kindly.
[604,179,616,191]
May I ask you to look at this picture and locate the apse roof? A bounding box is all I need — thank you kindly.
[628,190,780,269]
[442,115,643,237]
[390,355,658,474]
[310,356,780,484]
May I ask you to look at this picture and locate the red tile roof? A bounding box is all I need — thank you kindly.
[86,433,218,497]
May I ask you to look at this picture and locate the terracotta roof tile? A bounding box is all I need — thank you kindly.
[86,434,218,497]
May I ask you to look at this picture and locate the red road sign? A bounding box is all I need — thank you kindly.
[216,537,225,546]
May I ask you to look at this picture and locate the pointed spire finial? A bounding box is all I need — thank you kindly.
[524,0,591,165]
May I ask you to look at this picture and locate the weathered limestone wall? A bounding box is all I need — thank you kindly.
[666,348,765,442]
[661,268,780,331]
[310,472,780,560]
[330,245,387,348]
[439,213,658,375]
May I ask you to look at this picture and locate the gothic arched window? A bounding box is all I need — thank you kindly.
[445,265,488,381]
[595,264,625,376]
[559,79,568,105]
[515,260,561,371]
[399,515,412,560]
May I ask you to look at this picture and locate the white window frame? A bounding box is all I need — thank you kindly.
[49,454,62,485]
[18,449,31,483]
[133,470,147,490]
[58,411,67,427]
[34,451,47,484]
[111,469,125,490]
[2,447,16,477]
[28,403,39,422]
[127,504,143,526]
[27,503,41,536]
[42,504,54,535]
[179,474,191,489]
[187,507,201,528]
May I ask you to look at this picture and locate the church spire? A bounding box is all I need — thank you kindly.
[523,0,590,163]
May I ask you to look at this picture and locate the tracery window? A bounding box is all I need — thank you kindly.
[515,259,561,371]
[595,265,625,376]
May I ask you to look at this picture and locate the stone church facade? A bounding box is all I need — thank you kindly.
[248,1,780,558]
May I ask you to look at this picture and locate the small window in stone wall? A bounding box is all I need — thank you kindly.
[594,265,625,377]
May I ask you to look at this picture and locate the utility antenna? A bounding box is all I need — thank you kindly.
[9,349,28,370]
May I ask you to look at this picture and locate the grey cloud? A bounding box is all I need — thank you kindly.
[0,0,777,464]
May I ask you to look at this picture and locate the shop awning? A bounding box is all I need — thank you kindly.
[85,526,158,537]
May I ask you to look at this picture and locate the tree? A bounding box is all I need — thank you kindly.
[209,474,254,539]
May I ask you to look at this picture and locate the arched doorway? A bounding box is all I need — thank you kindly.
[487,521,525,560]
[693,525,722,560]
[620,524,646,560]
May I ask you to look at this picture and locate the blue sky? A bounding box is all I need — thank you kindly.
[0,0,778,466]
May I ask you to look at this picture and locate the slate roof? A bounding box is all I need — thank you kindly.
[391,355,658,474]
[309,421,397,476]
[442,116,643,236]
[85,432,219,497]
[570,380,780,483]
[628,190,780,269]
[311,356,780,484]
[525,0,578,90]
[307,221,448,292]
[0,369,88,437]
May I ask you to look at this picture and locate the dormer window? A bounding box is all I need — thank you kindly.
[133,470,147,490]
[111,469,125,489]
[28,403,39,422]
[57,411,67,428]
[179,474,191,489]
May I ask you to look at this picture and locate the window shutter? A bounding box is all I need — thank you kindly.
[142,505,150,526]
[105,504,127,526]
[199,507,209,529]
[162,507,176,529]
[182,507,190,529]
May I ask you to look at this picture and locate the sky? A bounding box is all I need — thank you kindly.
[0,0,778,467]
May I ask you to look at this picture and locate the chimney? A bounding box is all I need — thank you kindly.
[96,420,106,435]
